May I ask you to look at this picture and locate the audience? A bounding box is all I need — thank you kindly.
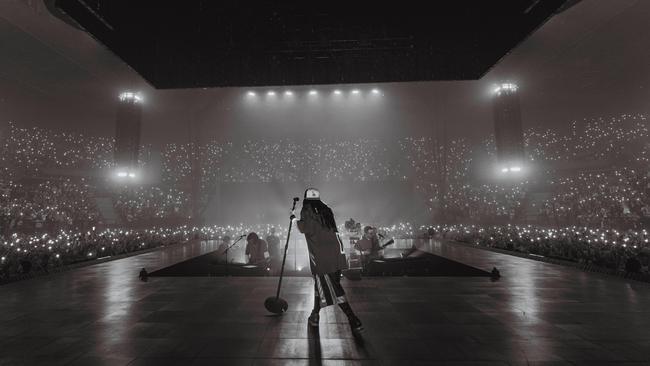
[1,113,649,279]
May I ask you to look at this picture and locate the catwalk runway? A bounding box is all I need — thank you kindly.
[1,239,650,365]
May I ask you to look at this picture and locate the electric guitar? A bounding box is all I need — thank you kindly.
[379,238,394,249]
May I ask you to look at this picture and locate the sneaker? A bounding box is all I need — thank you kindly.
[308,311,319,327]
[348,316,364,333]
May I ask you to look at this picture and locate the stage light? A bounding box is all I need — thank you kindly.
[371,88,380,94]
[128,172,136,178]
[493,83,518,95]
[500,165,525,174]
[267,91,276,96]
[116,171,128,178]
[333,90,342,95]
[118,91,142,103]
[309,90,318,96]
[351,89,360,95]
[284,90,293,96]
[246,91,256,97]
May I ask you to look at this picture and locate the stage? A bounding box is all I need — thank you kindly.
[148,240,492,278]
[1,240,650,365]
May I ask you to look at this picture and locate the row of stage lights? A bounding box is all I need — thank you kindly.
[246,88,382,98]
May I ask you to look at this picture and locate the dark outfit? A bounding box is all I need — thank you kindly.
[297,196,362,332]
[297,202,348,307]
[245,237,268,264]
[354,234,381,265]
[217,241,230,256]
[266,233,281,272]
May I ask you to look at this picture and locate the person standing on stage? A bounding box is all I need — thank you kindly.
[266,227,281,274]
[293,188,363,332]
[245,232,268,265]
[217,235,231,256]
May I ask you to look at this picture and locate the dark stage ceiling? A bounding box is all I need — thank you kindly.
[51,1,573,89]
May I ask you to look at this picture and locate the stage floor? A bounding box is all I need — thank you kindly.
[1,239,650,365]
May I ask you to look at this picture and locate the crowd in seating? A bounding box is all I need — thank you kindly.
[0,227,193,280]
[161,138,400,184]
[114,186,190,223]
[3,219,649,279]
[1,112,650,279]
[2,122,116,172]
[0,178,100,235]
[439,224,650,274]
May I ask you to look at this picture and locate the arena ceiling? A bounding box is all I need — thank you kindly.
[51,0,573,89]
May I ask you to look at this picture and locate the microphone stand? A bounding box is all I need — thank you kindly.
[225,234,245,276]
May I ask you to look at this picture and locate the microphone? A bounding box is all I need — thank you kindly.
[293,197,300,202]
[378,233,384,238]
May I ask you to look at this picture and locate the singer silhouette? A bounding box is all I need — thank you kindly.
[294,188,363,333]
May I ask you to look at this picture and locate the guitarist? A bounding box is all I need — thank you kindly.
[354,226,382,263]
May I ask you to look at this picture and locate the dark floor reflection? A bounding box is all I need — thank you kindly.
[1,239,650,364]
[307,325,322,366]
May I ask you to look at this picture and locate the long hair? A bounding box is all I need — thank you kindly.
[303,190,337,231]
